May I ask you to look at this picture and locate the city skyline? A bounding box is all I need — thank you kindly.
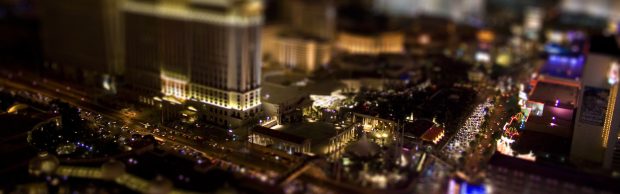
[1,0,620,193]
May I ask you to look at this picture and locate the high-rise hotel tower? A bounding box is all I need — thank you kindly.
[124,0,263,127]
[39,0,124,94]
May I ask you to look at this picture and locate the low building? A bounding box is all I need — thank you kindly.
[337,6,404,55]
[421,125,445,144]
[261,83,312,125]
[404,119,445,145]
[518,80,579,163]
[340,78,386,93]
[525,81,579,138]
[250,126,311,154]
[250,123,358,158]
[337,31,404,55]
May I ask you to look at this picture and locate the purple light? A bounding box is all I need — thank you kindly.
[566,31,576,41]
[548,55,584,66]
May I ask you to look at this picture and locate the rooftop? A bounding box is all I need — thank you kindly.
[512,130,572,159]
[421,126,445,144]
[404,119,434,138]
[262,83,307,105]
[274,122,349,153]
[252,126,308,145]
[529,81,579,109]
[524,105,575,138]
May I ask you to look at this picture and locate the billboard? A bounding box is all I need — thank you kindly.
[579,87,610,126]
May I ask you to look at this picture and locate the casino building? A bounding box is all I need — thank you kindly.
[123,0,263,127]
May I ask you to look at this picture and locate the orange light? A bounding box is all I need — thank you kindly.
[477,30,495,43]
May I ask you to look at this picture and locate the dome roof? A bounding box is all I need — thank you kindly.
[347,135,380,159]
[101,160,126,180]
[28,152,60,176]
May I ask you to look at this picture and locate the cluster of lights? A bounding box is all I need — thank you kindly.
[75,142,94,151]
[127,158,138,165]
[310,94,346,109]
[475,51,490,62]
[602,85,617,148]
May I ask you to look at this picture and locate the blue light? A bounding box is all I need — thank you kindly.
[544,44,568,54]
[460,182,486,194]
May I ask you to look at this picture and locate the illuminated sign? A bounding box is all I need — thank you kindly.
[460,182,486,194]
[580,87,609,126]
[448,178,487,194]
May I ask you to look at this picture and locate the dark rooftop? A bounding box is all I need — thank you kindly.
[404,119,434,138]
[512,130,572,159]
[529,81,579,109]
[488,153,620,193]
[120,150,283,194]
[589,35,620,57]
[252,126,308,145]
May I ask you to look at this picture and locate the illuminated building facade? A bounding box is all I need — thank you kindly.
[571,35,620,169]
[250,126,311,154]
[250,124,357,159]
[124,0,263,126]
[261,84,311,125]
[124,8,161,105]
[263,0,335,74]
[337,31,404,55]
[274,36,331,74]
[39,0,124,93]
